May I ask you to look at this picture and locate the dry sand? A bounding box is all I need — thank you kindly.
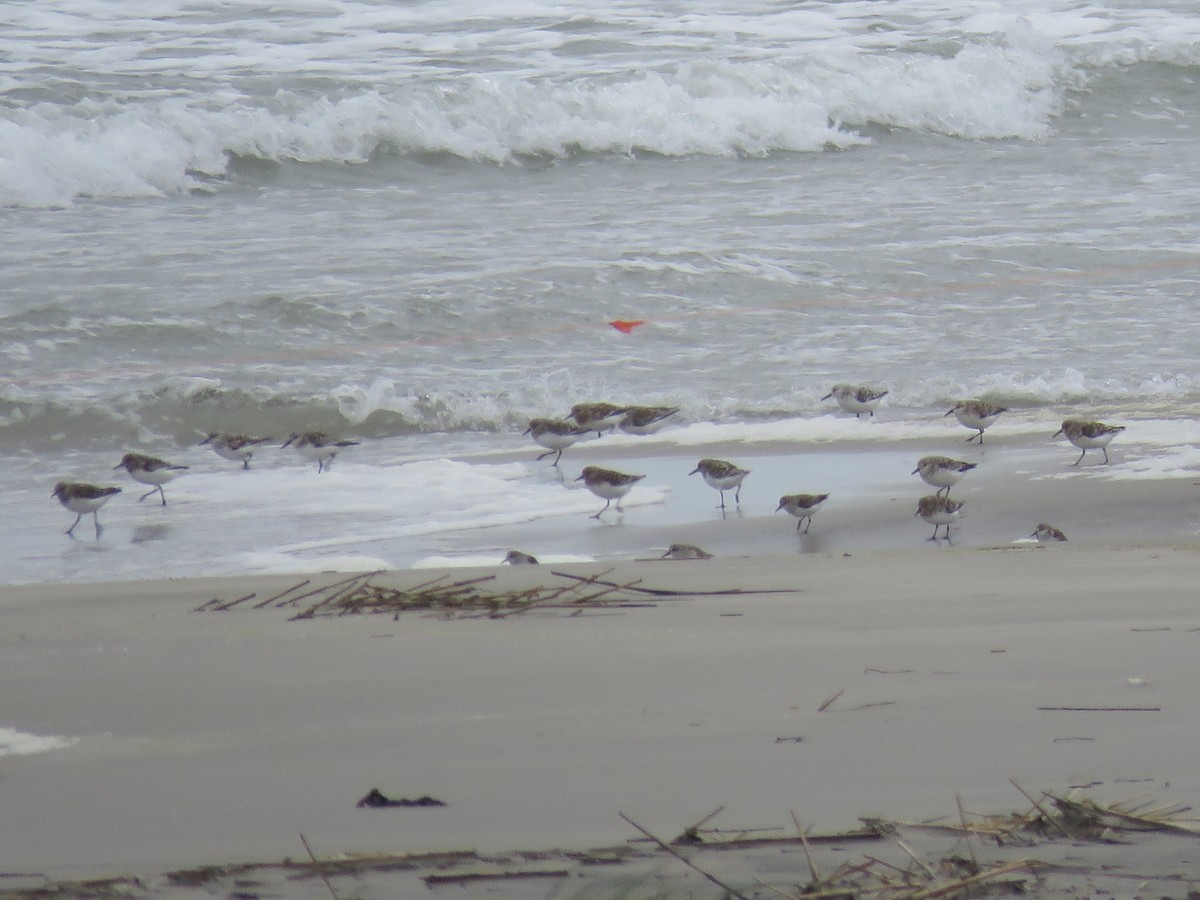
[4,537,1200,897]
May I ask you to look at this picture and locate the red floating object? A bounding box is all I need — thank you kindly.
[609,320,647,334]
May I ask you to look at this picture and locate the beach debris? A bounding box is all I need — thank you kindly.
[609,319,646,334]
[23,787,1200,899]
[356,789,445,809]
[198,569,799,620]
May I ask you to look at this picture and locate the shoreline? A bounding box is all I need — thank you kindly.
[14,422,1200,587]
[3,543,1200,889]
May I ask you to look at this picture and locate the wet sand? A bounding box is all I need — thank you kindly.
[3,539,1200,895]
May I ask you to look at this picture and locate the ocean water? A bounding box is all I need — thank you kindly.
[3,0,1199,583]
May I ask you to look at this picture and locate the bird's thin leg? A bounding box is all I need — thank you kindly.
[93,513,103,539]
[802,518,811,534]
[66,514,82,536]
[590,499,611,520]
[1073,448,1086,466]
[1101,448,1110,464]
[138,487,157,503]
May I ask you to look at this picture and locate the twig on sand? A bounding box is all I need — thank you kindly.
[818,689,844,712]
[905,858,1039,900]
[619,812,751,900]
[552,570,801,597]
[791,811,823,884]
[1010,780,1071,838]
[956,793,978,867]
[674,805,725,843]
[298,833,339,900]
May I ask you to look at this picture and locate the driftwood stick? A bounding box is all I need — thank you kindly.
[896,839,936,879]
[618,812,750,900]
[956,793,978,867]
[292,573,380,620]
[552,570,799,597]
[279,571,386,608]
[298,833,339,900]
[677,805,725,842]
[752,877,803,900]
[1010,780,1071,838]
[818,689,844,712]
[906,858,1037,900]
[210,592,257,612]
[252,579,312,609]
[791,811,822,885]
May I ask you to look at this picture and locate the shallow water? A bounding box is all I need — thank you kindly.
[3,1,1199,582]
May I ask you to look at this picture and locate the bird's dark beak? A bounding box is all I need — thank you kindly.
[943,409,954,417]
[910,468,919,475]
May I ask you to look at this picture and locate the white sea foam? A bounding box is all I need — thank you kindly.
[0,727,77,756]
[2,1,1194,205]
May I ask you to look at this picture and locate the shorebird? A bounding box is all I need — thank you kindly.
[567,402,628,436]
[523,417,591,466]
[575,466,645,518]
[52,482,121,539]
[776,493,830,533]
[916,495,964,541]
[618,405,679,436]
[282,432,360,472]
[689,458,750,508]
[114,453,189,506]
[1031,523,1068,542]
[503,550,540,565]
[821,384,888,418]
[660,543,714,560]
[199,433,273,470]
[1053,419,1125,466]
[946,401,1007,443]
[912,456,976,497]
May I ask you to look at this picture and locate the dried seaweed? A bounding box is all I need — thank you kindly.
[198,569,799,620]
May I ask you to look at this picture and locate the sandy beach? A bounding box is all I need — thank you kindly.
[4,498,1200,898]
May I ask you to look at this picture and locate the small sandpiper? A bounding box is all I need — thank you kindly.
[1031,523,1068,542]
[523,417,591,466]
[52,482,122,539]
[503,550,540,565]
[946,401,1007,443]
[575,465,645,518]
[912,456,976,497]
[1052,419,1124,466]
[618,405,679,436]
[114,453,189,506]
[821,384,888,418]
[282,432,360,473]
[689,458,750,508]
[776,493,830,533]
[660,543,714,560]
[916,495,964,541]
[567,402,628,436]
[199,433,273,470]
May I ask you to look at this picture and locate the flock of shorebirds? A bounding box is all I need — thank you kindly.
[52,385,1125,552]
[516,384,1126,557]
[50,432,360,539]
